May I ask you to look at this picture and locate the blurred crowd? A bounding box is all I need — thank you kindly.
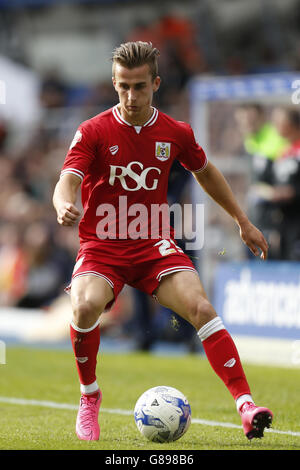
[0,90,78,308]
[235,103,300,261]
[0,9,300,349]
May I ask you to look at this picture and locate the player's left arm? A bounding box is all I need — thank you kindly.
[193,161,268,260]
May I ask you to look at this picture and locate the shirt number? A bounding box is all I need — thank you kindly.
[154,239,183,256]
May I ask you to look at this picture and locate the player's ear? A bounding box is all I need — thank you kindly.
[153,76,161,93]
[112,77,117,91]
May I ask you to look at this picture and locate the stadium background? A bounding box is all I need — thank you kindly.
[0,0,300,366]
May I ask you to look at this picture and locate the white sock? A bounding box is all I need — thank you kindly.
[70,317,100,333]
[197,316,225,342]
[80,380,99,395]
[236,394,254,412]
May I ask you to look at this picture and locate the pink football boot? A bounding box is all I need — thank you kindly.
[239,401,273,439]
[76,390,102,441]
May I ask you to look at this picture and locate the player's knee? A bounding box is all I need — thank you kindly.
[187,297,216,330]
[72,299,102,328]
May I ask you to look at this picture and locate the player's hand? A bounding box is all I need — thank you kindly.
[56,202,81,226]
[238,219,268,260]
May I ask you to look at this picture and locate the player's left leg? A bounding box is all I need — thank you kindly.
[154,270,273,439]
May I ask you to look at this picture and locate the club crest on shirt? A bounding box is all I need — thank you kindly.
[155,142,171,161]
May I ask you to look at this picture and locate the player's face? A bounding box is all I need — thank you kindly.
[112,63,160,125]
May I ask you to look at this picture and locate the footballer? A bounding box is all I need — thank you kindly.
[53,41,273,441]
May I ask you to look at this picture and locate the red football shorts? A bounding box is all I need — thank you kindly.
[66,238,198,310]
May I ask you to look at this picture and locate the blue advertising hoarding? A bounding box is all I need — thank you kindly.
[214,261,300,340]
[189,72,300,102]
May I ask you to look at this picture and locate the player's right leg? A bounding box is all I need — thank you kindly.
[70,274,115,441]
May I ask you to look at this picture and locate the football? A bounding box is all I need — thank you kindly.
[134,385,191,442]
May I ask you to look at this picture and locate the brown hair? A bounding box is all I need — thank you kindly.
[112,41,160,81]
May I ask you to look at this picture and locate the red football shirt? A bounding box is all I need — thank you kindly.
[61,105,207,247]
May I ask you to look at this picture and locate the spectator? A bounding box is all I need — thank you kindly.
[270,106,300,260]
[235,103,288,258]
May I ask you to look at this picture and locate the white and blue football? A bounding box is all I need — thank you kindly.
[134,386,191,442]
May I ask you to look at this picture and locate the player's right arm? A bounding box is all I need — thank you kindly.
[53,120,97,226]
[53,173,81,226]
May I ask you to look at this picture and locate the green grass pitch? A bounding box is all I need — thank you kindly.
[0,346,299,450]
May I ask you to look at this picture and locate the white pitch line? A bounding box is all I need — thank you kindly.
[0,396,300,438]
